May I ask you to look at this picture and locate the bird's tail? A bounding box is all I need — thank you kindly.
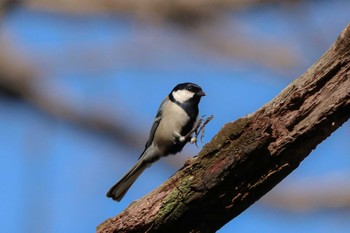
[106,159,148,202]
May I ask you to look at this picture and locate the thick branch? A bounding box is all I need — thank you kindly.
[97,24,350,233]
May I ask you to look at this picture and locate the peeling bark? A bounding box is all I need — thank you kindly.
[97,24,350,233]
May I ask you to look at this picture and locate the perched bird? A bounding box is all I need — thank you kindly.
[106,82,206,202]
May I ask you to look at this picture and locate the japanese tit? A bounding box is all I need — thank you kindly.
[106,82,205,202]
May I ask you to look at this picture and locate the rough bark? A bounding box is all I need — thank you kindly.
[97,24,350,233]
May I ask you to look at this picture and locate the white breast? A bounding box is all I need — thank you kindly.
[154,100,189,153]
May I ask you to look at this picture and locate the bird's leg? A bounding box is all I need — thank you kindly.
[173,131,187,143]
[187,115,214,145]
[185,119,202,144]
[173,115,214,145]
[173,123,199,143]
[175,118,203,144]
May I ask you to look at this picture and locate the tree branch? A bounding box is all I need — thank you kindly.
[0,39,146,149]
[261,173,350,212]
[97,23,350,233]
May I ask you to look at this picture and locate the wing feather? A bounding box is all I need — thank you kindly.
[138,97,167,158]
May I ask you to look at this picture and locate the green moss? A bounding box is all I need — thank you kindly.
[199,117,250,158]
[155,175,195,226]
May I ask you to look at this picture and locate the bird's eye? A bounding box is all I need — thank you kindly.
[188,86,193,91]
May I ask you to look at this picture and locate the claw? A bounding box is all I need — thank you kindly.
[190,137,197,144]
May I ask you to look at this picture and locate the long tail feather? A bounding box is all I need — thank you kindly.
[106,160,148,202]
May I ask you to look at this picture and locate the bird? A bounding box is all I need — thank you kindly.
[106,82,206,202]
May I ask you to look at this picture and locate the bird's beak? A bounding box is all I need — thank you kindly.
[197,91,206,97]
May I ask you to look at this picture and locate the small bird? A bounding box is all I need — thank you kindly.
[106,82,206,202]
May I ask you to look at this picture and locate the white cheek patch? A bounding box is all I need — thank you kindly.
[172,89,194,103]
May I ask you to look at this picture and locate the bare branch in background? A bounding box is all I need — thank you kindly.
[262,173,350,212]
[0,38,145,149]
[19,0,302,70]
[0,0,21,17]
[24,0,300,20]
[187,24,299,70]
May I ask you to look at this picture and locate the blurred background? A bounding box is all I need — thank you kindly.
[1,0,350,232]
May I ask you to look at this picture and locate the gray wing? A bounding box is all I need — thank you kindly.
[144,114,161,149]
[139,97,167,158]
